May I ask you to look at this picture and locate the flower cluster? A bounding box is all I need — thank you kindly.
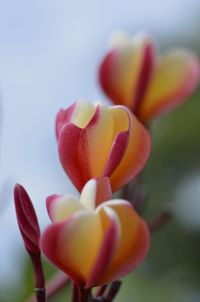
[14,31,200,302]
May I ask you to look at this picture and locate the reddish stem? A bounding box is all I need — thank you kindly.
[77,286,91,302]
[104,281,122,302]
[30,253,46,302]
[95,285,108,298]
[26,272,69,302]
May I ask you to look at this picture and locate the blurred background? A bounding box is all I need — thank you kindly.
[0,0,200,301]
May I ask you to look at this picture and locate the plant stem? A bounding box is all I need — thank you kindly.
[77,286,91,302]
[30,253,46,302]
[26,272,69,302]
[95,285,108,298]
[104,281,121,302]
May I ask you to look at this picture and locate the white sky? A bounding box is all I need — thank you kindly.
[0,0,199,286]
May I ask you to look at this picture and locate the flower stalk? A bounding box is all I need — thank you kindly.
[14,184,46,302]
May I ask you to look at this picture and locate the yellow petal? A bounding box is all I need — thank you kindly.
[109,111,151,191]
[71,100,96,128]
[47,195,84,223]
[98,200,149,284]
[139,49,200,122]
[57,211,103,282]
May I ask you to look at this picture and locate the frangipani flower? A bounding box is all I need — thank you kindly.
[56,100,151,192]
[40,178,149,288]
[99,31,200,123]
[14,184,41,254]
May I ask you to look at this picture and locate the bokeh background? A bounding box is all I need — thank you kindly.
[0,0,200,301]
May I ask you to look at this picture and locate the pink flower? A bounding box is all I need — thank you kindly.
[40,179,150,288]
[99,31,200,122]
[56,100,151,192]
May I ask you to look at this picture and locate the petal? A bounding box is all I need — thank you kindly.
[99,32,154,110]
[56,101,96,138]
[97,200,150,284]
[80,179,97,210]
[55,102,77,138]
[139,49,200,122]
[103,106,129,178]
[109,110,151,191]
[41,211,103,286]
[58,105,114,191]
[80,178,113,209]
[86,206,120,288]
[46,194,83,223]
[95,177,112,206]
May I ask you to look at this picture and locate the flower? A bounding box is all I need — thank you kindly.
[56,100,151,192]
[40,178,150,288]
[99,31,200,123]
[14,184,41,254]
[14,184,46,294]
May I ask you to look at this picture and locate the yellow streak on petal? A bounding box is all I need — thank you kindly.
[71,101,96,128]
[98,201,145,284]
[139,50,199,121]
[109,106,129,135]
[87,106,114,177]
[110,112,150,191]
[58,212,103,281]
[52,195,84,223]
[109,34,152,108]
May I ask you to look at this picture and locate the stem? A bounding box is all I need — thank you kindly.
[26,272,69,302]
[77,286,91,302]
[95,285,108,298]
[72,283,79,302]
[30,253,46,302]
[104,281,122,302]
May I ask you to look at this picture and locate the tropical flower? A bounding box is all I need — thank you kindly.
[14,184,41,254]
[40,178,149,288]
[56,100,151,192]
[99,31,200,123]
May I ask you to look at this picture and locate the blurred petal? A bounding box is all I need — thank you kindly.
[80,179,97,210]
[109,111,151,191]
[46,194,83,223]
[99,32,154,109]
[86,206,120,288]
[95,177,112,206]
[97,200,150,284]
[139,49,200,122]
[41,211,103,286]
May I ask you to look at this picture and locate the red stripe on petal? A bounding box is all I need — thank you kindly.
[103,131,129,177]
[133,41,155,114]
[58,123,91,192]
[86,208,120,288]
[95,177,112,206]
[46,194,61,221]
[55,102,77,138]
[40,221,84,285]
[99,50,123,106]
